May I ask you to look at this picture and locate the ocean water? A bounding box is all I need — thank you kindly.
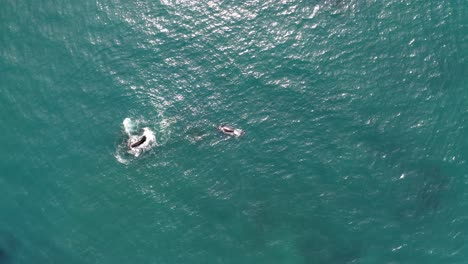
[1,0,467,263]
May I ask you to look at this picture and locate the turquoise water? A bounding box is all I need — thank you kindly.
[1,0,467,263]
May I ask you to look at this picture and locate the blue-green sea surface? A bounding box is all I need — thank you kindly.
[1,0,467,263]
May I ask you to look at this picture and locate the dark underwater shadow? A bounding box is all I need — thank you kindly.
[393,160,452,223]
[295,223,362,264]
[354,120,453,221]
[0,231,17,264]
[243,195,364,263]
[0,248,9,264]
[0,229,86,264]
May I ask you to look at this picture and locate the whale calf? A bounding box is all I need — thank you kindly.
[218,125,244,137]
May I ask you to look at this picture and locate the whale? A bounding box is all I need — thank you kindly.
[129,135,147,148]
[124,123,156,157]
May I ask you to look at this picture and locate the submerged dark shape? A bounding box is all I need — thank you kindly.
[297,231,362,264]
[415,165,449,213]
[218,124,244,137]
[396,162,451,222]
[129,135,146,148]
[0,232,16,264]
[0,248,9,264]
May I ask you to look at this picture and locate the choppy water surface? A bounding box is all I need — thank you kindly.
[1,0,467,263]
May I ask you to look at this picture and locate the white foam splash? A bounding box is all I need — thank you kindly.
[115,118,158,163]
[114,152,130,165]
[123,117,137,135]
[310,5,320,18]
